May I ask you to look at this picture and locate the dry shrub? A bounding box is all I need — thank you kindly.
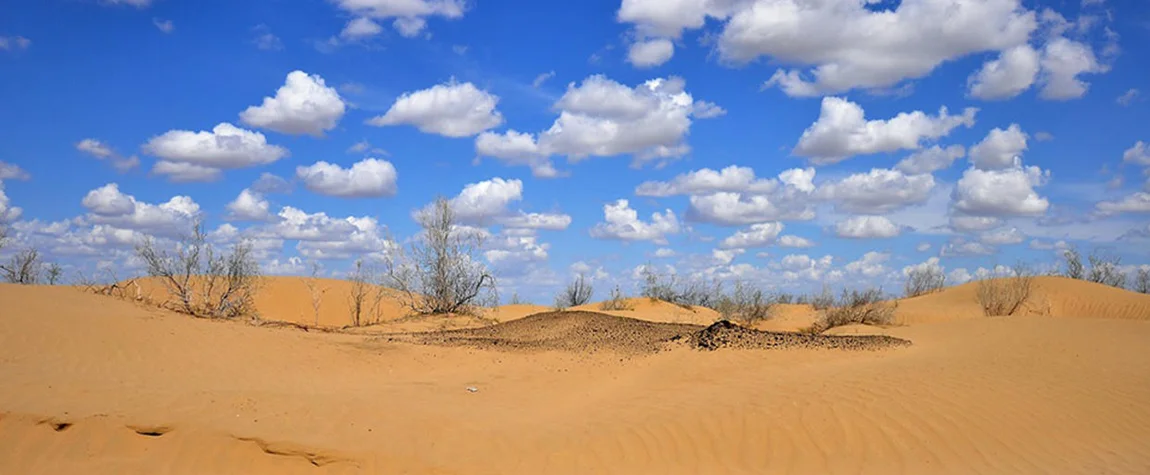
[1,248,44,284]
[135,219,261,319]
[976,270,1034,317]
[812,288,897,333]
[809,285,835,310]
[716,281,775,324]
[1061,247,1085,280]
[385,196,496,316]
[348,259,386,327]
[598,285,633,311]
[303,262,327,327]
[904,265,945,297]
[639,265,722,309]
[555,274,593,309]
[1134,268,1150,294]
[1087,251,1126,289]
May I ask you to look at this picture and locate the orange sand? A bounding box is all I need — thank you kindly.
[2,277,1150,473]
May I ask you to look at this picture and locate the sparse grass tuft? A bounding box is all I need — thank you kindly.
[811,288,897,333]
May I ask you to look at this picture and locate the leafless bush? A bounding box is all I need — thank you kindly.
[1,248,44,284]
[809,285,835,310]
[135,219,261,319]
[347,260,376,326]
[775,293,796,304]
[303,262,327,327]
[507,292,522,305]
[555,274,593,309]
[1061,247,1084,280]
[904,265,945,297]
[811,288,897,332]
[717,281,775,324]
[45,263,63,285]
[385,196,496,315]
[976,266,1034,317]
[1135,268,1150,294]
[1087,251,1126,289]
[599,285,633,311]
[639,266,724,309]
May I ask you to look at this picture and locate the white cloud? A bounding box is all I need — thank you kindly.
[151,161,223,183]
[153,18,174,33]
[654,248,676,258]
[818,168,935,214]
[948,268,973,284]
[712,248,744,265]
[941,237,996,256]
[687,191,815,226]
[251,25,283,51]
[902,257,943,278]
[296,158,398,198]
[953,165,1050,216]
[950,215,1003,232]
[793,97,977,165]
[845,251,890,277]
[0,36,31,51]
[497,212,572,231]
[368,80,502,138]
[1123,141,1150,167]
[485,231,551,268]
[1033,131,1054,142]
[264,257,306,276]
[834,216,901,239]
[474,130,558,178]
[895,145,966,175]
[589,199,679,243]
[434,178,571,230]
[239,71,346,137]
[532,71,556,88]
[967,44,1040,100]
[774,254,835,282]
[75,139,140,172]
[330,0,465,37]
[1117,89,1141,106]
[718,222,784,249]
[341,17,383,40]
[635,165,780,197]
[143,123,289,174]
[226,189,272,222]
[691,100,726,119]
[980,227,1025,245]
[778,235,815,248]
[1029,239,1070,251]
[1038,37,1106,100]
[969,124,1028,170]
[916,242,932,252]
[627,38,674,68]
[80,184,200,235]
[103,0,151,6]
[251,173,292,194]
[475,75,715,171]
[0,162,30,181]
[1096,192,1150,215]
[0,182,21,222]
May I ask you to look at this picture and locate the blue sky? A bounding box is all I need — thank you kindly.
[1,0,1148,303]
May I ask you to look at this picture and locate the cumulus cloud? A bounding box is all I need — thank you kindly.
[143,123,289,179]
[431,178,571,230]
[1095,192,1150,215]
[654,248,676,258]
[834,216,902,239]
[793,97,977,165]
[0,162,30,181]
[1123,141,1150,167]
[969,124,1028,170]
[151,161,223,183]
[1117,89,1141,106]
[340,17,383,40]
[80,183,200,235]
[967,45,1040,100]
[75,138,140,172]
[687,191,815,226]
[153,18,174,33]
[941,237,996,256]
[0,36,31,51]
[778,235,815,248]
[368,80,502,138]
[635,165,780,197]
[980,227,1025,245]
[475,75,716,172]
[226,189,272,221]
[953,165,1050,216]
[239,71,346,136]
[627,38,674,68]
[296,158,398,198]
[718,222,784,249]
[845,251,890,277]
[817,168,935,214]
[330,0,465,37]
[895,145,966,175]
[0,182,21,222]
[589,199,679,243]
[619,0,1039,96]
[950,215,1003,232]
[1038,37,1106,100]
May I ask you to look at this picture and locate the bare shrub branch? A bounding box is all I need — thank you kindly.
[904,265,945,297]
[976,265,1034,317]
[1061,247,1084,280]
[1086,251,1126,289]
[809,285,835,310]
[639,265,724,309]
[508,292,522,305]
[385,196,496,315]
[303,262,327,327]
[1,248,43,284]
[555,274,593,309]
[45,263,63,285]
[598,285,633,311]
[135,219,261,319]
[1135,268,1150,294]
[716,281,775,324]
[813,288,897,332]
[347,259,381,327]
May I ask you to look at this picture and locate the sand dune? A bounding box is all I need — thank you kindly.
[571,297,721,325]
[4,282,1150,473]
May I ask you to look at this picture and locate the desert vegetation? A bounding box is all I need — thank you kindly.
[715,280,775,324]
[976,265,1035,317]
[598,285,634,311]
[1,248,44,284]
[347,259,387,326]
[810,288,897,333]
[384,196,496,316]
[303,262,327,327]
[1060,247,1128,289]
[135,219,262,319]
[555,274,593,309]
[904,264,946,297]
[639,265,724,309]
[1136,268,1150,294]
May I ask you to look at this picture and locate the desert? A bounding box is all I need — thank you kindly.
[2,272,1150,474]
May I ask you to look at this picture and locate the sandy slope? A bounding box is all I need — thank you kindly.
[3,282,1150,474]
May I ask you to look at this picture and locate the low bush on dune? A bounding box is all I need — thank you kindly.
[976,267,1034,317]
[639,265,724,310]
[555,274,593,310]
[598,285,634,311]
[810,288,897,333]
[715,281,776,325]
[1060,247,1128,289]
[1136,268,1150,294]
[904,265,945,298]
